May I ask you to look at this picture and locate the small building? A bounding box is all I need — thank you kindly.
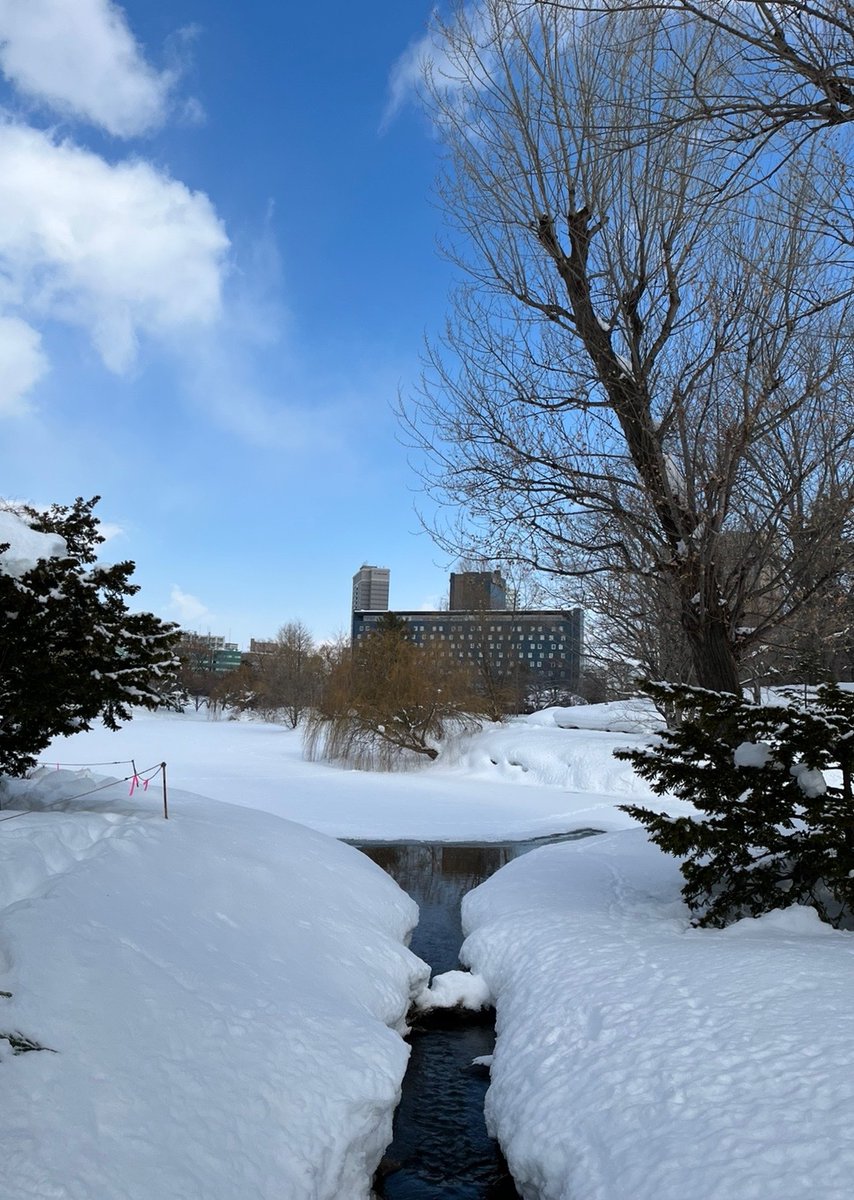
[179,632,243,674]
[249,638,278,656]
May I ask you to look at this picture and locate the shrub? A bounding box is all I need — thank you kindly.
[617,681,854,928]
[304,619,486,770]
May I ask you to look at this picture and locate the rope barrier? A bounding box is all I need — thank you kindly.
[0,810,36,825]
[1,761,170,820]
[34,759,138,769]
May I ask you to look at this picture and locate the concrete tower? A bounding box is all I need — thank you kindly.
[352,564,390,611]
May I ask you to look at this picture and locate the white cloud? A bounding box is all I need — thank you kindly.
[96,520,124,544]
[382,4,487,129]
[0,314,48,414]
[383,23,443,129]
[0,0,174,136]
[0,121,229,378]
[168,585,214,628]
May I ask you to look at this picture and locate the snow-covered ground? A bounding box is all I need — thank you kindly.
[37,702,678,840]
[0,771,428,1200]
[1,704,851,1200]
[462,831,854,1200]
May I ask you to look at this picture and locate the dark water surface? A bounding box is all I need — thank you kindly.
[353,834,600,1199]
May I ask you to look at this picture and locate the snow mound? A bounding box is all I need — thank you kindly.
[523,699,664,734]
[0,774,430,1200]
[441,717,659,799]
[722,904,836,938]
[414,969,493,1012]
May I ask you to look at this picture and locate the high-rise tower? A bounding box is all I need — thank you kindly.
[352,564,390,611]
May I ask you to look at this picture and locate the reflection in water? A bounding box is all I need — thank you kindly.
[363,844,515,974]
[355,834,599,1199]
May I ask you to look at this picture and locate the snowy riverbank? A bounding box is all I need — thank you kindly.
[0,774,428,1200]
[462,830,854,1200]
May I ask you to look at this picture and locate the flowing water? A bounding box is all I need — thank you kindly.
[354,834,600,1199]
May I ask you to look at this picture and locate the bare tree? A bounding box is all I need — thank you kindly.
[176,634,220,711]
[584,569,693,687]
[546,2,854,259]
[250,621,322,728]
[605,1,854,135]
[401,0,854,694]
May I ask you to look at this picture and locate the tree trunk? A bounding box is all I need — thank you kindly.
[684,610,742,694]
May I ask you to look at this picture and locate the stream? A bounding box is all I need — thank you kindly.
[354,834,600,1199]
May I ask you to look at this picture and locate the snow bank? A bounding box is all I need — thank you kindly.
[522,700,664,735]
[461,831,854,1200]
[440,715,661,801]
[0,774,429,1200]
[0,507,66,577]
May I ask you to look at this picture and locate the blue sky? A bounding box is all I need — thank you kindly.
[0,0,458,646]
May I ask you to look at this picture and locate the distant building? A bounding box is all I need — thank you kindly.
[449,570,507,611]
[351,564,583,690]
[249,638,278,656]
[352,564,390,612]
[179,632,243,674]
[352,607,583,690]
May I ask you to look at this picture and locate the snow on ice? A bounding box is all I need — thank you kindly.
[414,968,492,1013]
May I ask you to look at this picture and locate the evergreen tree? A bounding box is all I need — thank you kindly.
[617,682,854,928]
[373,612,411,639]
[0,497,181,776]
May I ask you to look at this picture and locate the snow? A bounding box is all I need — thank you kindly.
[414,969,492,1013]
[523,699,663,735]
[722,904,835,938]
[1,702,850,1199]
[461,831,854,1200]
[733,744,828,796]
[663,452,687,503]
[734,739,772,768]
[0,772,428,1200]
[0,507,66,578]
[39,704,684,840]
[790,762,827,797]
